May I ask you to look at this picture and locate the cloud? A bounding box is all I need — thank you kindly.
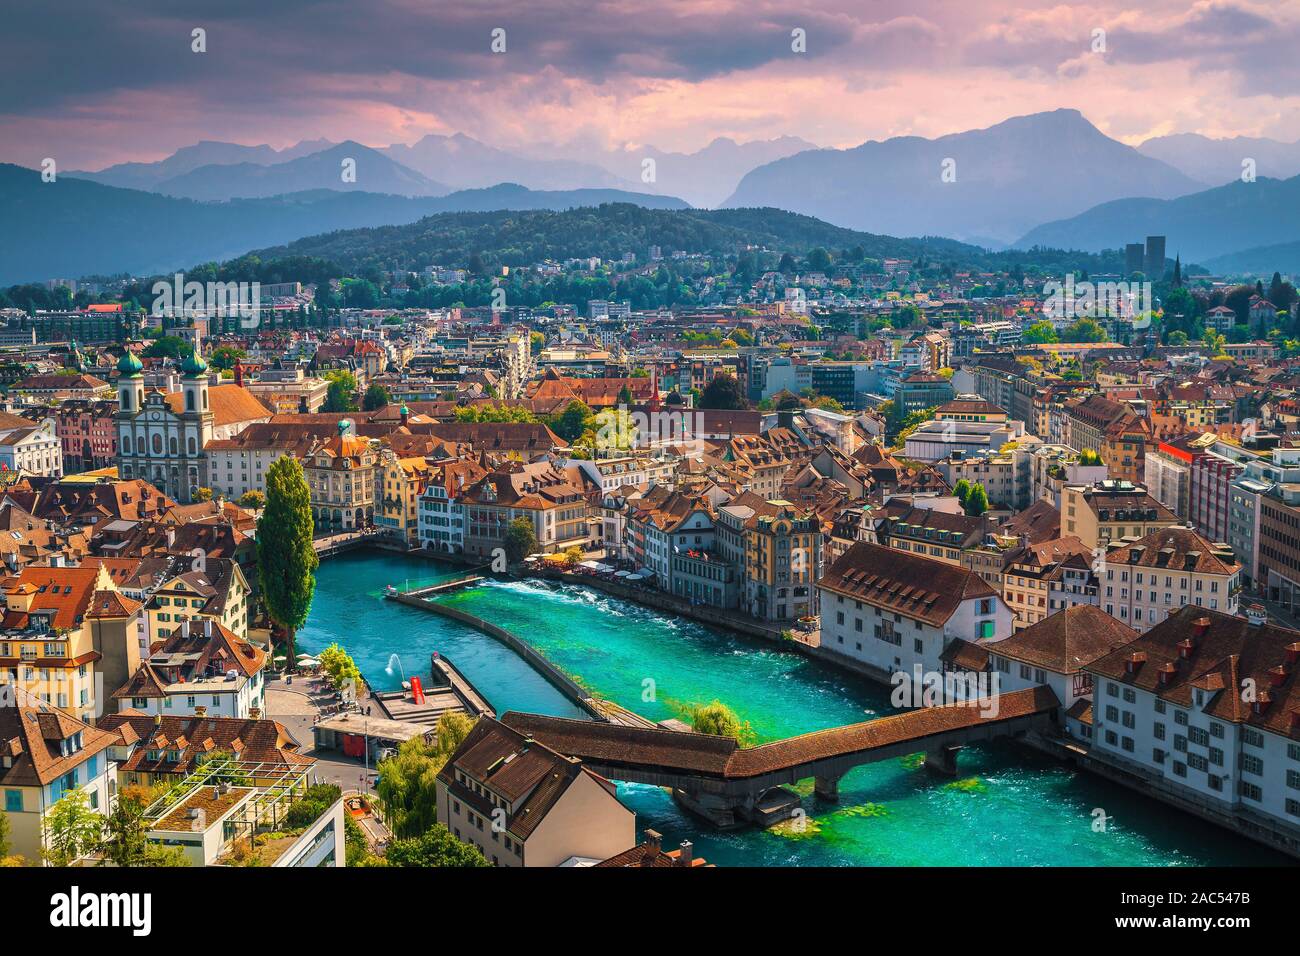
[1,0,1297,169]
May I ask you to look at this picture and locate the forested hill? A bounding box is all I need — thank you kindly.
[245,204,986,275]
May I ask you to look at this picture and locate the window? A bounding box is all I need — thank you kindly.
[1240,753,1264,776]
[4,790,20,812]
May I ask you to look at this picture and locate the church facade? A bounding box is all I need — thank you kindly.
[115,350,213,503]
[115,350,272,504]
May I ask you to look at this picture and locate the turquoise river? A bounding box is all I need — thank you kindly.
[297,551,1287,866]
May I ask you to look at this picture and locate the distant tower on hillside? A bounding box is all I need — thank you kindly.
[1125,243,1145,276]
[1144,236,1167,279]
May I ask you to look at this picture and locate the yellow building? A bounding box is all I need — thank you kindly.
[0,565,142,723]
[145,556,252,644]
[306,421,379,531]
[378,452,434,547]
[743,501,823,622]
[0,689,118,862]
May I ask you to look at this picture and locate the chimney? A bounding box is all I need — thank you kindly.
[194,704,207,718]
[643,829,662,854]
[1268,666,1288,689]
[154,713,163,726]
[203,618,213,638]
[1192,616,1211,640]
[1124,652,1146,674]
[1157,662,1177,685]
[1177,639,1195,660]
[677,840,693,867]
[1252,690,1272,715]
[180,619,190,639]
[249,706,262,719]
[234,362,244,387]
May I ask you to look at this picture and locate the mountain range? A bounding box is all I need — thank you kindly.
[67,132,811,209]
[722,110,1205,245]
[18,111,1300,283]
[1015,174,1300,265]
[1137,133,1300,187]
[0,165,687,285]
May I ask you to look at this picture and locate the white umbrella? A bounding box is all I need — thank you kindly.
[615,570,632,578]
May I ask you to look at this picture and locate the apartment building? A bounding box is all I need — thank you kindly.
[1099,527,1241,632]
[1001,536,1093,631]
[0,690,118,862]
[1062,480,1179,550]
[204,421,324,500]
[1085,607,1300,854]
[417,459,488,555]
[436,716,635,867]
[461,461,591,559]
[743,501,822,622]
[305,422,379,531]
[818,542,1013,680]
[377,452,434,547]
[987,605,1138,740]
[0,416,63,477]
[111,617,266,719]
[1063,393,1150,482]
[0,564,142,722]
[143,556,252,643]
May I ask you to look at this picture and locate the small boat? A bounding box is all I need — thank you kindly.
[384,584,399,596]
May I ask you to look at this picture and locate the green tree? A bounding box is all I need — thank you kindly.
[42,789,103,866]
[1020,320,1059,344]
[1202,329,1227,357]
[806,247,833,272]
[362,384,391,411]
[142,336,194,360]
[209,345,247,371]
[503,517,539,563]
[99,794,190,867]
[194,486,213,502]
[963,483,990,517]
[257,456,318,667]
[699,372,746,410]
[1061,318,1107,343]
[551,399,594,442]
[0,809,10,858]
[317,643,362,690]
[383,824,490,867]
[376,713,476,840]
[238,489,266,509]
[323,370,359,412]
[953,478,972,505]
[680,700,755,744]
[1078,448,1103,466]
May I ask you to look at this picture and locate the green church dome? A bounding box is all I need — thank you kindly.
[117,350,143,375]
[181,350,208,377]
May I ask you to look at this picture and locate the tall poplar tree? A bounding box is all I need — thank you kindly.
[257,455,318,666]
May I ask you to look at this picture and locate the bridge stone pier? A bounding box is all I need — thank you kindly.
[502,686,1060,830]
[924,745,963,776]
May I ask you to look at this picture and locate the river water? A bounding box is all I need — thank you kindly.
[297,551,1286,866]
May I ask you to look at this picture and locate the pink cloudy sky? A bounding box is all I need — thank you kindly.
[2,0,1298,170]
